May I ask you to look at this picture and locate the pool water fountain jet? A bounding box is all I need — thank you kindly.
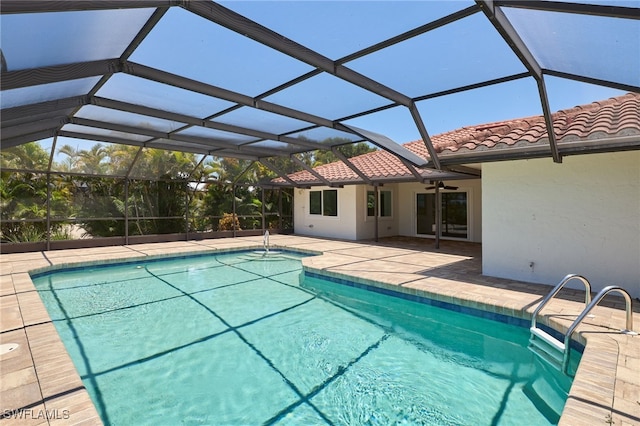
[263,230,269,255]
[250,230,281,259]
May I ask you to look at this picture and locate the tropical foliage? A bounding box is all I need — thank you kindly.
[1,139,375,243]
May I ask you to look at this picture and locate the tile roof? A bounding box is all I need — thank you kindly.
[278,92,640,185]
[434,91,640,154]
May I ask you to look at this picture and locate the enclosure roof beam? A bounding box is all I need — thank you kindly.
[123,61,336,128]
[330,147,372,186]
[70,117,166,139]
[2,95,90,123]
[258,159,301,188]
[536,76,561,162]
[409,104,441,170]
[2,117,69,141]
[0,59,122,91]
[290,155,335,188]
[90,97,330,151]
[1,128,60,149]
[67,117,293,158]
[183,1,413,108]
[543,69,640,94]
[339,5,480,64]
[58,129,231,159]
[57,130,152,148]
[397,157,427,182]
[231,161,257,185]
[444,165,482,177]
[125,146,145,179]
[157,146,261,161]
[186,154,208,180]
[495,0,640,19]
[253,5,479,103]
[476,0,561,163]
[121,8,170,62]
[0,1,177,14]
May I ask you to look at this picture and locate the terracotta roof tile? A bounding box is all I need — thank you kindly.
[278,93,640,184]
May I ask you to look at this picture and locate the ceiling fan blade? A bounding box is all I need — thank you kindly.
[425,182,458,190]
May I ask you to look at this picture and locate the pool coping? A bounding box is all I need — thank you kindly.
[1,236,638,425]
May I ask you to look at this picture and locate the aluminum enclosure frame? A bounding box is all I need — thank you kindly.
[1,0,638,188]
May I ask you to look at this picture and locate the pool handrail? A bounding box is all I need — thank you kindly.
[562,285,637,374]
[531,274,592,330]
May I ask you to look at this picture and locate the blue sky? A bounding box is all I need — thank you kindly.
[346,78,627,143]
[127,1,632,144]
[2,1,633,151]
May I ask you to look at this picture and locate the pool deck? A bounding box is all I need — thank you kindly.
[1,235,638,425]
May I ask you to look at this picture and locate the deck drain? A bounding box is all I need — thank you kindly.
[0,343,19,355]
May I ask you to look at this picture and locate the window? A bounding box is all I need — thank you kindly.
[309,189,337,216]
[309,191,321,215]
[367,190,392,217]
[323,190,337,216]
[380,191,391,217]
[416,192,467,238]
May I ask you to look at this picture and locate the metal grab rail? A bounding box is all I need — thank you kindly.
[562,285,637,374]
[531,274,592,329]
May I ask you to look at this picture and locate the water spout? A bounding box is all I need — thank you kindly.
[263,230,270,255]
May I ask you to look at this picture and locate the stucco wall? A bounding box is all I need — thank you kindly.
[293,185,358,240]
[355,184,400,240]
[294,179,482,242]
[482,151,640,298]
[397,179,483,242]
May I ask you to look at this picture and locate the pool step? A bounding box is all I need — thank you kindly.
[522,375,563,425]
[528,327,564,370]
[238,252,290,262]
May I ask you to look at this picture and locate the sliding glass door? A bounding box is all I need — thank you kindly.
[416,192,468,239]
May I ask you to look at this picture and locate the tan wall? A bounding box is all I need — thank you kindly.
[293,185,359,240]
[482,151,640,298]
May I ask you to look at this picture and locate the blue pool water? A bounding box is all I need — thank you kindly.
[32,251,580,425]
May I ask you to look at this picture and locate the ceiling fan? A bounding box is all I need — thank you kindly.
[425,181,458,191]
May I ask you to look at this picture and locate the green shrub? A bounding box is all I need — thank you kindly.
[218,213,240,231]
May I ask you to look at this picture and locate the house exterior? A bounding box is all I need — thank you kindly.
[279,93,640,298]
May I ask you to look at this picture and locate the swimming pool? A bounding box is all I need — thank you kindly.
[31,250,580,425]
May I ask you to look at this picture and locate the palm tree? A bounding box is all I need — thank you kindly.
[0,142,50,171]
[78,144,109,174]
